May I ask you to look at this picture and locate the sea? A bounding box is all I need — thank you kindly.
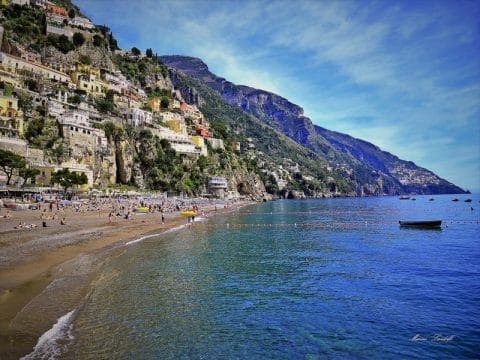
[24,195,480,359]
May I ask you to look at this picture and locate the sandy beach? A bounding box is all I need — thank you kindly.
[0,199,253,359]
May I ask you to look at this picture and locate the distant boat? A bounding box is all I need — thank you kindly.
[411,198,416,201]
[399,196,410,200]
[429,198,434,201]
[399,220,442,228]
[464,199,472,202]
[452,198,459,202]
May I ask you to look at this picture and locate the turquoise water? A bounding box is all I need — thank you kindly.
[65,195,479,359]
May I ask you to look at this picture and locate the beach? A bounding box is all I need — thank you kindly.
[0,197,252,359]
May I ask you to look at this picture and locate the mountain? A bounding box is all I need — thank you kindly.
[160,55,466,195]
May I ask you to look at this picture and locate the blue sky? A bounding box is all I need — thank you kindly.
[77,0,480,192]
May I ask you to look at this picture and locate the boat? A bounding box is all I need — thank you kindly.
[399,220,442,228]
[134,207,149,213]
[429,198,434,201]
[465,199,472,203]
[399,196,410,200]
[452,198,459,202]
[180,210,196,216]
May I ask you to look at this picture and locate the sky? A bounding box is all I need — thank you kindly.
[77,0,480,192]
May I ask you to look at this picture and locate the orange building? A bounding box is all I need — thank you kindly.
[47,3,68,17]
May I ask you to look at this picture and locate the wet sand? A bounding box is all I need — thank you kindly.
[0,201,252,359]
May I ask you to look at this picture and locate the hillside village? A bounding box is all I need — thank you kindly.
[0,0,465,201]
[0,0,257,199]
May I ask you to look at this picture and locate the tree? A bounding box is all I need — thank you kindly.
[146,48,153,58]
[0,149,26,185]
[56,35,75,53]
[72,32,85,47]
[92,34,104,47]
[19,167,40,187]
[160,96,170,109]
[68,8,75,19]
[51,169,88,193]
[131,47,141,56]
[79,54,91,65]
[17,92,33,113]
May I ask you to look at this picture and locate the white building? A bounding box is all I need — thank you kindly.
[9,0,30,5]
[70,16,95,29]
[59,110,90,127]
[128,108,152,127]
[148,125,200,155]
[0,52,71,84]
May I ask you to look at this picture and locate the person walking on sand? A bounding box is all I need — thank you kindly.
[109,212,113,223]
[161,213,165,224]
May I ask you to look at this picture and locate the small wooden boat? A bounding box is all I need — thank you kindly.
[464,199,472,203]
[399,220,442,228]
[429,198,434,201]
[134,207,149,213]
[452,198,459,202]
[399,196,410,200]
[180,210,196,216]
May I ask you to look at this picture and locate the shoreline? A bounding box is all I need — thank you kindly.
[0,199,255,359]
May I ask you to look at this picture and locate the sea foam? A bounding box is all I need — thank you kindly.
[21,310,75,360]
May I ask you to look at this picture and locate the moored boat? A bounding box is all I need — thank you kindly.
[180,210,197,216]
[399,196,410,200]
[399,220,442,228]
[465,199,472,202]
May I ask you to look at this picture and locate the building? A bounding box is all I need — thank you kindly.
[70,16,95,29]
[206,137,224,150]
[31,0,47,8]
[0,94,23,137]
[190,136,207,156]
[46,3,68,17]
[127,108,152,127]
[92,127,107,150]
[35,163,94,190]
[147,97,161,112]
[147,124,201,155]
[46,23,73,39]
[8,0,30,5]
[0,52,71,84]
[20,50,40,64]
[208,176,228,198]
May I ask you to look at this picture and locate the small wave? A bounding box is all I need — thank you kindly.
[162,223,188,234]
[125,233,161,246]
[125,223,192,246]
[21,310,75,360]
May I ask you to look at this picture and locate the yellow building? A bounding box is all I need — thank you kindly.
[147,97,160,112]
[190,135,207,156]
[0,94,23,137]
[71,65,106,97]
[76,73,106,97]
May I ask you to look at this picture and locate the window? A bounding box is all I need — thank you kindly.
[70,126,73,130]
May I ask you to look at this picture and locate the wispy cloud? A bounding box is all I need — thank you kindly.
[77,0,480,191]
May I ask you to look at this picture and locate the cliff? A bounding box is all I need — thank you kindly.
[160,55,465,195]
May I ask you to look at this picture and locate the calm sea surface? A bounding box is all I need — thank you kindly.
[62,195,479,359]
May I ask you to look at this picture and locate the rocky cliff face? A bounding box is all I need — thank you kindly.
[160,55,466,195]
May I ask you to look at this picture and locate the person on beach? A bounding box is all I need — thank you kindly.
[109,212,113,223]
[60,217,67,225]
[161,213,165,224]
